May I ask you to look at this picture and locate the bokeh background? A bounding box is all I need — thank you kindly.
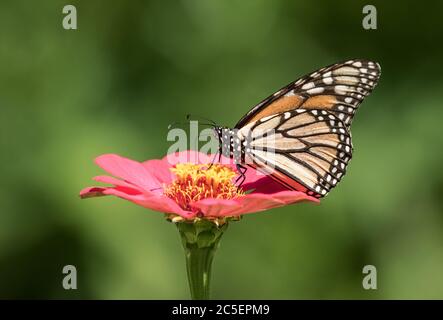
[1,0,443,299]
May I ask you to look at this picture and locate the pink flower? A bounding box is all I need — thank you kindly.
[80,151,319,220]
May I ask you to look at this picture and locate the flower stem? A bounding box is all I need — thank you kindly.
[183,243,216,299]
[176,220,228,300]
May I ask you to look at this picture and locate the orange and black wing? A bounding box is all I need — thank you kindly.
[239,109,352,198]
[235,59,381,129]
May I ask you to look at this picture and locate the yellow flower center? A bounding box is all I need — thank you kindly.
[164,163,244,212]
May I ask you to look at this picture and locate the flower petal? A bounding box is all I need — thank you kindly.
[101,188,194,218]
[80,182,142,198]
[162,150,237,168]
[80,185,194,218]
[93,175,144,191]
[142,159,175,185]
[190,198,240,217]
[242,175,289,194]
[192,191,319,217]
[95,154,161,192]
[163,150,215,167]
[80,186,108,199]
[240,170,279,191]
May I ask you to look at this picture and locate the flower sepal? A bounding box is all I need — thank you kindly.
[175,218,230,249]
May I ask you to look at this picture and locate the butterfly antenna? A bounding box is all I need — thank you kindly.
[169,119,215,130]
[168,121,189,130]
[186,114,217,127]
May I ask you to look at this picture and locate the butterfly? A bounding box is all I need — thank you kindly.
[213,59,381,198]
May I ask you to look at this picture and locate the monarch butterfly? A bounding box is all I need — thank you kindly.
[213,59,381,198]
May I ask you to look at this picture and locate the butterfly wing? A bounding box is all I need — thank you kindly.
[235,59,381,129]
[239,109,352,197]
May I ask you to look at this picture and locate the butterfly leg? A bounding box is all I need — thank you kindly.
[208,151,219,169]
[235,163,247,189]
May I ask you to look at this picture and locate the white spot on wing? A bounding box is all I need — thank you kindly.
[301,82,315,90]
[334,85,349,95]
[323,77,333,85]
[307,87,325,95]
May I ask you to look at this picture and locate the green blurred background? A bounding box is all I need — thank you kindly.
[1,0,443,299]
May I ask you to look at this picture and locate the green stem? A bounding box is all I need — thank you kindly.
[183,242,217,299]
[176,220,228,300]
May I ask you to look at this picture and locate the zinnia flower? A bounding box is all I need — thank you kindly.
[80,150,319,299]
[80,150,318,221]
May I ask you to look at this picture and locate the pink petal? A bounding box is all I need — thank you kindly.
[161,151,236,168]
[236,191,319,213]
[101,188,194,218]
[190,198,240,217]
[93,175,144,192]
[242,175,288,194]
[95,154,161,192]
[192,191,319,217]
[162,151,215,167]
[80,186,108,198]
[80,185,194,218]
[142,159,175,185]
[80,183,142,198]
